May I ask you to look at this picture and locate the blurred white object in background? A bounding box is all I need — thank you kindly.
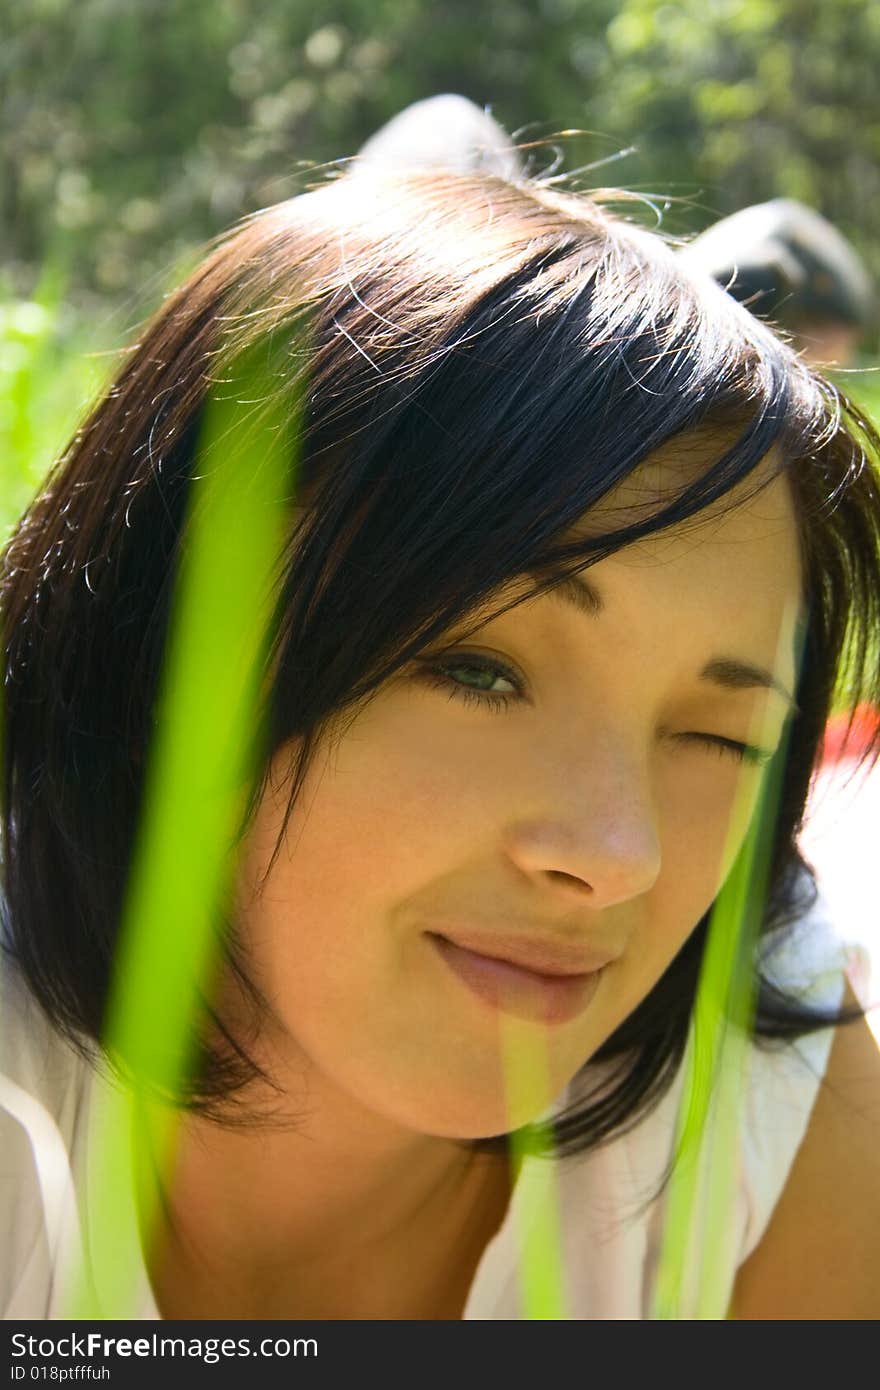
[354,93,523,180]
[799,711,880,1043]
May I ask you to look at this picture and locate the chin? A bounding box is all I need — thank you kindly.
[398,1084,563,1142]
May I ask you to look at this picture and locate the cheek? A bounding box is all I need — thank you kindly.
[640,760,767,978]
[227,742,540,1135]
[282,703,508,889]
[231,727,488,986]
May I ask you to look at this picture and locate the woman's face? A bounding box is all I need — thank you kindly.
[232,463,803,1140]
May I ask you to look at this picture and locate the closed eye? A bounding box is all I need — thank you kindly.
[671,732,773,767]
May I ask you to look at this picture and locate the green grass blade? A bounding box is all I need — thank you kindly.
[500,1021,568,1319]
[651,608,802,1319]
[62,339,299,1317]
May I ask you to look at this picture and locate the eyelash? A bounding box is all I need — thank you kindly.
[416,654,773,767]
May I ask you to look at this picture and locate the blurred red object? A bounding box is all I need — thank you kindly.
[820,704,880,765]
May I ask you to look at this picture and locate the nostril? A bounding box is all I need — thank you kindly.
[546,869,592,892]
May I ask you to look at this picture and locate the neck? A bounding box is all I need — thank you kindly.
[133,1077,513,1319]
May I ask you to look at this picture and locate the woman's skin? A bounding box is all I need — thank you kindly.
[143,456,804,1319]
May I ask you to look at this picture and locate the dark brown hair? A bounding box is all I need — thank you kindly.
[2,169,879,1156]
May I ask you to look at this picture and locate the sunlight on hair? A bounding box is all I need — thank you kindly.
[60,338,298,1318]
[651,603,804,1320]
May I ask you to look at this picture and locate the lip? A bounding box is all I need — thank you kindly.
[427,931,615,1026]
[426,926,621,977]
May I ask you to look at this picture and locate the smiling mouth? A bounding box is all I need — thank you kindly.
[427,933,608,1026]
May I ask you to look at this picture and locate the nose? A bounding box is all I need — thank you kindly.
[502,741,662,909]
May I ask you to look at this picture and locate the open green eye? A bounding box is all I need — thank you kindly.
[416,654,523,713]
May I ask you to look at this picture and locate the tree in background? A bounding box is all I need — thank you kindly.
[2,0,877,351]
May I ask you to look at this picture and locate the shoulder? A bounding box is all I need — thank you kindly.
[730,985,880,1319]
[0,951,90,1105]
[0,953,94,1317]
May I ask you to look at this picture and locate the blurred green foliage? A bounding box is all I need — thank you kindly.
[2,0,879,533]
[0,270,112,536]
[3,0,879,303]
[0,8,876,1289]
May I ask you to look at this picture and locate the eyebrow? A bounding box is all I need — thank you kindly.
[527,571,799,711]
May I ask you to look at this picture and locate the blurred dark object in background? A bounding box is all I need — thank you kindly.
[680,199,874,366]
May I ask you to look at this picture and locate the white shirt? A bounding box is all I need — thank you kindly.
[0,897,852,1321]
